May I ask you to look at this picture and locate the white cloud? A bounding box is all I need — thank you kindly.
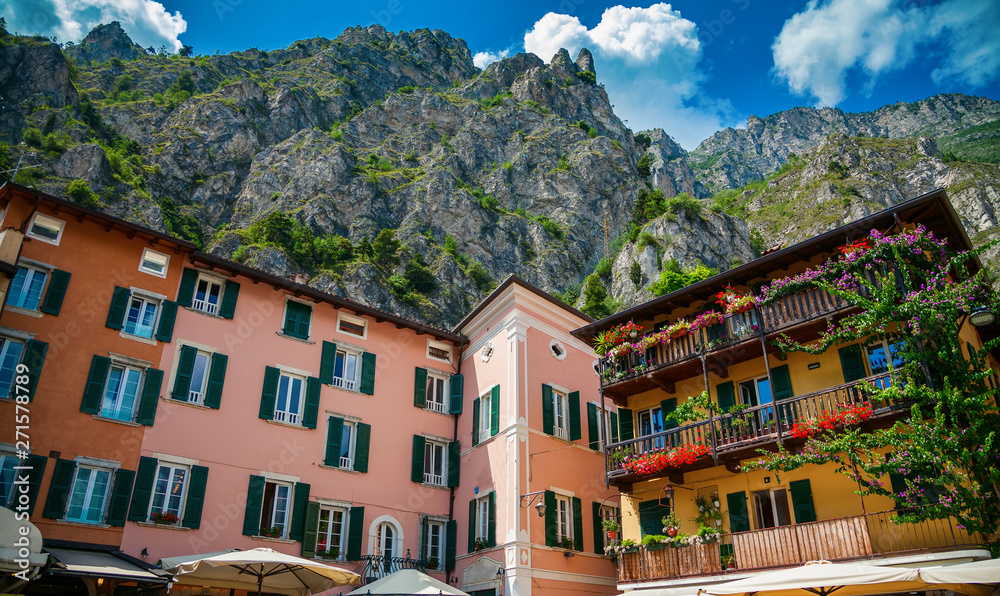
[520,3,737,149]
[1,0,187,52]
[772,0,1000,107]
[473,48,510,69]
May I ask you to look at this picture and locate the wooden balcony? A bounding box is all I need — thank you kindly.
[606,372,905,487]
[598,288,850,391]
[616,510,984,584]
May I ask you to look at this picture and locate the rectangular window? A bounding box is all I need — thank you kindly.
[123,295,159,338]
[283,300,312,340]
[476,496,490,541]
[479,393,492,443]
[337,313,367,338]
[274,372,305,425]
[260,481,292,539]
[0,337,26,397]
[0,454,18,506]
[556,495,572,542]
[139,249,169,277]
[425,520,444,563]
[739,377,773,425]
[866,340,906,389]
[427,340,452,362]
[599,505,620,551]
[101,364,143,421]
[339,422,356,469]
[66,465,112,524]
[193,277,223,316]
[9,265,48,311]
[187,351,211,404]
[317,505,347,558]
[637,407,663,452]
[332,349,360,391]
[423,441,445,486]
[27,213,64,245]
[752,488,791,529]
[426,374,447,413]
[594,407,613,451]
[551,390,569,440]
[149,463,187,523]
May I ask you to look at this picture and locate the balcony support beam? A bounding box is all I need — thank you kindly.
[652,377,675,394]
[757,317,783,447]
[701,352,719,466]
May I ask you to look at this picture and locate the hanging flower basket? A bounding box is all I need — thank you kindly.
[607,530,618,540]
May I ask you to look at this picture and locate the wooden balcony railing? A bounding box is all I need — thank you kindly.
[616,510,983,584]
[598,288,851,389]
[607,372,902,481]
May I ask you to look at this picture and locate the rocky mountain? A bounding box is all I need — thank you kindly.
[1,21,999,327]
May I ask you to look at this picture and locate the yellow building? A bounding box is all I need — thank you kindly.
[571,189,995,594]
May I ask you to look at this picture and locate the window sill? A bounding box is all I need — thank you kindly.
[265,419,311,431]
[423,406,454,417]
[276,331,315,344]
[328,383,365,396]
[135,521,191,531]
[318,464,360,474]
[420,482,450,491]
[92,415,142,427]
[184,306,225,319]
[253,535,295,544]
[166,396,214,410]
[119,331,158,345]
[4,306,43,318]
[57,519,111,529]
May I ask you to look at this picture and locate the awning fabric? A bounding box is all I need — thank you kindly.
[0,506,47,573]
[46,548,166,583]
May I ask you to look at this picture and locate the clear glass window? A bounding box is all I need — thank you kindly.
[260,481,291,538]
[9,266,47,311]
[556,495,572,541]
[101,365,143,421]
[426,521,443,562]
[476,497,490,540]
[139,249,169,277]
[426,375,447,413]
[66,466,111,523]
[423,441,445,485]
[339,422,355,468]
[150,464,187,521]
[123,296,158,338]
[194,278,222,315]
[552,390,568,439]
[275,373,304,425]
[0,454,18,506]
[187,351,210,404]
[479,394,492,442]
[27,213,64,244]
[0,338,25,396]
[317,507,346,557]
[333,350,359,391]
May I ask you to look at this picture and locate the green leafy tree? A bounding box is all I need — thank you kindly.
[649,260,716,296]
[404,252,437,293]
[582,274,614,319]
[637,152,655,177]
[179,44,194,57]
[629,262,642,287]
[372,229,401,269]
[66,180,100,209]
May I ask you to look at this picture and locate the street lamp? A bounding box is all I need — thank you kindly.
[520,491,547,517]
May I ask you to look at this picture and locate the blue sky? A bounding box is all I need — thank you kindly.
[4,0,999,149]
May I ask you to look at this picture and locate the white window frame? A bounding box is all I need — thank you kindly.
[0,451,20,507]
[336,312,368,340]
[338,419,357,470]
[475,495,490,542]
[139,248,169,278]
[0,335,27,398]
[549,339,567,360]
[424,518,445,564]
[148,462,189,523]
[192,272,226,316]
[426,339,452,363]
[185,350,212,405]
[259,479,294,539]
[65,463,116,524]
[637,406,664,452]
[122,291,162,339]
[26,212,65,245]
[8,264,49,311]
[316,504,348,559]
[752,487,792,530]
[99,362,146,422]
[478,391,492,443]
[423,439,446,486]
[331,346,362,392]
[425,372,448,414]
[274,370,306,426]
[555,494,573,543]
[865,339,906,389]
[593,404,613,451]
[599,505,620,550]
[551,388,569,440]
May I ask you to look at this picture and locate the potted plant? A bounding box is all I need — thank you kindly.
[560,536,576,550]
[602,519,621,540]
[150,510,179,525]
[593,330,614,356]
[425,556,439,570]
[640,534,668,551]
[662,512,680,537]
[319,546,340,559]
[691,310,724,331]
[474,538,489,552]
[697,524,721,543]
[667,319,690,338]
[260,526,283,538]
[721,554,736,570]
[619,538,638,553]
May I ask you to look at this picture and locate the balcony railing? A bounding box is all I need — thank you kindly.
[616,510,983,584]
[357,551,426,584]
[607,372,901,481]
[599,288,850,388]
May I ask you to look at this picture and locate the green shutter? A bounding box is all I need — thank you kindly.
[302,377,321,429]
[717,381,736,412]
[219,280,240,319]
[449,374,463,414]
[542,384,554,435]
[771,364,793,400]
[354,423,371,473]
[487,491,496,547]
[727,491,750,532]
[325,417,344,466]
[839,344,867,383]
[414,367,427,408]
[23,454,47,515]
[320,342,337,385]
[661,398,678,430]
[42,459,76,519]
[183,465,209,529]
[447,440,460,488]
[177,268,198,307]
[468,499,476,552]
[592,502,604,555]
[789,479,816,523]
[106,468,136,526]
[22,340,47,402]
[572,496,583,550]
[106,286,130,330]
[544,490,557,546]
[40,269,71,315]
[569,391,581,441]
[172,346,197,401]
[360,352,376,395]
[284,301,311,339]
[412,435,426,483]
[418,516,427,561]
[289,482,311,541]
[587,403,600,450]
[128,456,158,522]
[242,475,265,535]
[889,472,908,509]
[204,353,227,409]
[445,520,457,570]
[259,366,279,421]
[638,500,671,537]
[346,506,365,560]
[472,398,481,446]
[301,501,321,558]
[490,385,500,436]
[155,300,178,342]
[611,411,619,443]
[81,355,110,414]
[135,367,163,426]
[618,408,634,441]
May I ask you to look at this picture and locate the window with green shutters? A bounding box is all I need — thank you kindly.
[80,355,163,426]
[42,459,135,525]
[468,492,496,552]
[242,475,308,540]
[414,368,461,414]
[788,479,817,523]
[9,263,70,315]
[282,300,313,340]
[39,268,71,315]
[472,386,500,446]
[177,268,241,319]
[542,385,578,440]
[258,366,321,428]
[346,506,365,560]
[105,286,177,342]
[839,344,868,383]
[618,408,634,441]
[0,338,48,402]
[128,456,209,528]
[171,345,228,408]
[637,500,671,537]
[323,416,370,473]
[726,491,751,532]
[320,343,376,395]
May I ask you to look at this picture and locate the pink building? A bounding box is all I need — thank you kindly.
[452,276,619,596]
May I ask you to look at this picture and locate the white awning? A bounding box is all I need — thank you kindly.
[46,548,166,583]
[0,506,47,573]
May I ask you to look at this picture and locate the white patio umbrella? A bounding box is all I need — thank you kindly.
[918,559,1000,596]
[346,568,470,595]
[696,560,927,596]
[164,547,360,595]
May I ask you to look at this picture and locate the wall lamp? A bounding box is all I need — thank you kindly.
[970,305,996,327]
[520,490,547,517]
